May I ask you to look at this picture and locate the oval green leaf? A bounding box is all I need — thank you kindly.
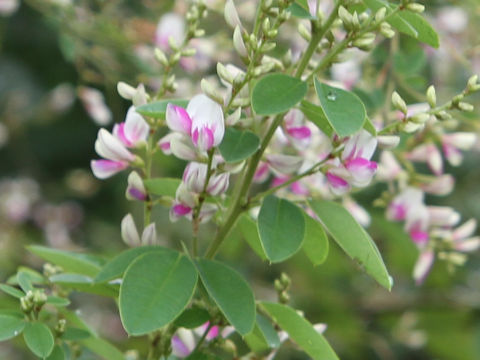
[302,211,329,266]
[261,302,339,360]
[300,100,334,137]
[258,195,305,263]
[136,99,189,118]
[237,214,267,260]
[81,337,125,360]
[46,345,65,360]
[49,274,118,297]
[195,259,255,335]
[174,307,211,329]
[23,322,54,358]
[95,246,174,283]
[0,284,24,298]
[143,178,181,198]
[309,200,391,290]
[0,315,25,341]
[119,252,198,336]
[314,79,366,137]
[219,128,261,163]
[46,296,71,307]
[252,73,307,115]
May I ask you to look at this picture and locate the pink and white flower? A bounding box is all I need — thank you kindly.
[441,132,477,166]
[155,13,185,51]
[113,106,150,148]
[126,171,147,201]
[183,161,230,196]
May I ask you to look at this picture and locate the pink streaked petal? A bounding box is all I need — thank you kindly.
[192,126,215,152]
[91,159,128,179]
[113,123,132,147]
[345,157,377,185]
[128,187,147,201]
[426,144,443,175]
[442,143,463,166]
[387,203,407,221]
[326,171,350,195]
[452,219,477,241]
[124,107,149,145]
[287,126,311,140]
[291,181,310,196]
[413,250,434,285]
[410,230,429,245]
[166,103,192,135]
[454,237,480,252]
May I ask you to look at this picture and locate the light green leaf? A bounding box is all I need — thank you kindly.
[0,314,25,341]
[17,272,33,293]
[252,73,307,115]
[288,2,316,19]
[245,314,281,352]
[62,328,91,341]
[219,128,260,163]
[258,195,305,263]
[302,211,329,266]
[23,322,54,358]
[46,345,65,360]
[49,274,118,297]
[27,246,102,277]
[314,79,366,137]
[144,178,181,198]
[95,246,174,283]
[195,259,255,335]
[363,0,439,48]
[81,337,125,360]
[363,117,377,136]
[300,100,334,137]
[174,307,211,329]
[120,252,197,336]
[0,284,24,298]
[261,302,339,360]
[46,296,70,307]
[237,214,267,260]
[136,99,189,118]
[309,200,391,290]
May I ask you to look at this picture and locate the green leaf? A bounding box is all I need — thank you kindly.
[362,0,439,48]
[174,307,211,329]
[252,73,307,115]
[309,200,391,290]
[0,314,25,341]
[95,246,174,283]
[288,2,316,19]
[363,117,377,136]
[62,328,91,341]
[120,252,198,336]
[136,99,189,118]
[300,100,334,137]
[0,284,24,298]
[23,322,54,358]
[258,195,305,263]
[49,274,118,297]
[46,296,70,307]
[81,337,125,360]
[27,246,102,277]
[261,302,339,360]
[144,178,181,198]
[237,214,267,260]
[245,314,281,352]
[195,259,255,335]
[302,212,329,266]
[7,267,45,286]
[46,345,65,360]
[314,79,366,137]
[17,271,33,292]
[219,128,260,163]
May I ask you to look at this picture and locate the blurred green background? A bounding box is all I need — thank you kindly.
[1,0,480,359]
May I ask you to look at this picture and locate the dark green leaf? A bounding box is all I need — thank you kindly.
[219,128,260,163]
[252,73,307,115]
[195,259,255,335]
[62,328,91,340]
[237,214,267,260]
[0,315,25,341]
[136,99,189,118]
[46,345,65,360]
[309,200,391,290]
[363,117,377,136]
[300,100,334,137]
[17,272,33,293]
[302,212,329,266]
[81,337,125,360]
[46,296,70,307]
[120,252,197,336]
[23,322,54,358]
[245,314,281,352]
[288,3,316,19]
[174,307,211,329]
[314,79,366,137]
[144,178,181,198]
[261,302,339,360]
[27,246,102,277]
[258,195,305,262]
[95,246,174,283]
[49,274,118,297]
[0,284,24,299]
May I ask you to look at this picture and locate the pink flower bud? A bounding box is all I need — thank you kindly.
[413,250,434,285]
[407,144,443,175]
[452,219,476,241]
[90,159,128,179]
[78,87,112,126]
[326,171,350,196]
[121,214,141,247]
[95,129,135,162]
[343,198,371,227]
[427,206,460,227]
[376,151,402,181]
[166,103,192,135]
[421,174,454,196]
[126,171,147,201]
[171,328,195,358]
[113,107,149,147]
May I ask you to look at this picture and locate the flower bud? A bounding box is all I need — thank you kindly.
[426,85,436,107]
[117,82,136,100]
[181,48,197,57]
[410,113,430,124]
[353,33,376,51]
[467,74,479,92]
[421,174,454,196]
[226,107,242,126]
[121,214,141,247]
[392,91,408,114]
[32,290,47,306]
[266,154,303,174]
[380,22,395,38]
[261,41,276,53]
[224,0,241,28]
[126,171,147,201]
[154,48,169,66]
[338,6,353,31]
[402,121,424,133]
[375,7,387,23]
[233,26,248,58]
[406,3,425,13]
[458,102,474,112]
[141,223,157,246]
[298,23,311,41]
[171,136,198,161]
[201,79,224,105]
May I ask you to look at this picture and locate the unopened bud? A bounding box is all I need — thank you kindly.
[217,63,234,84]
[261,41,276,53]
[353,33,376,50]
[226,107,242,126]
[154,48,169,66]
[224,0,241,28]
[168,36,179,51]
[298,23,311,41]
[141,223,157,246]
[121,214,141,247]
[201,79,224,104]
[375,7,387,23]
[233,26,248,58]
[392,91,407,114]
[283,49,293,67]
[231,97,250,107]
[280,273,291,287]
[411,113,430,124]
[403,121,424,133]
[117,82,136,100]
[351,11,360,31]
[274,279,283,292]
[181,48,197,57]
[426,85,436,107]
[56,319,66,334]
[194,29,205,37]
[467,75,479,92]
[338,6,353,31]
[262,18,271,34]
[279,291,290,303]
[380,22,395,38]
[458,102,474,112]
[406,3,425,13]
[33,290,47,306]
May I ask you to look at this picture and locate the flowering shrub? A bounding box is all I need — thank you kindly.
[0,0,479,359]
